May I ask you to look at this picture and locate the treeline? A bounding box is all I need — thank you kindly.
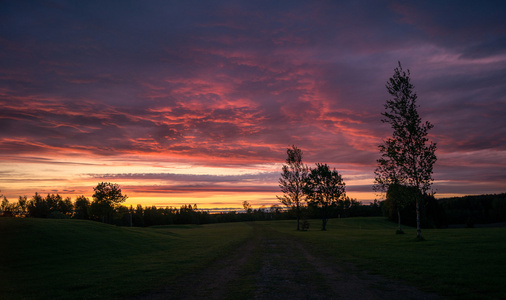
[290,198,382,220]
[382,193,506,228]
[439,193,506,227]
[0,192,381,226]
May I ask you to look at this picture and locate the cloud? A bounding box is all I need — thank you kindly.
[87,172,279,183]
[1,0,505,203]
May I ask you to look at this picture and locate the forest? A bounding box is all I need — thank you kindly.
[0,188,381,227]
[382,192,506,228]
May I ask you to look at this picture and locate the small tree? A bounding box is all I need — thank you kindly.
[305,163,346,231]
[277,145,309,230]
[375,62,437,239]
[242,201,252,213]
[90,182,128,223]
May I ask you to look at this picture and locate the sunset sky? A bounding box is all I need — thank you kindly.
[1,1,505,211]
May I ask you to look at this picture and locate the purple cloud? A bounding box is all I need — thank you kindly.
[1,1,505,204]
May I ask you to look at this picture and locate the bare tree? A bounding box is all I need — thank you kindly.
[277,145,309,230]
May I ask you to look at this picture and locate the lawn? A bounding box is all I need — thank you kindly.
[2,217,505,299]
[0,218,253,299]
[268,217,506,300]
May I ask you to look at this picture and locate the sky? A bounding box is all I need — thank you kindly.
[1,0,505,211]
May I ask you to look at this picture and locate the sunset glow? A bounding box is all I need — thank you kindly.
[1,1,505,210]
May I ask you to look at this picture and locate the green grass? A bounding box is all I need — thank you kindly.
[265,217,506,300]
[2,217,505,299]
[0,218,253,299]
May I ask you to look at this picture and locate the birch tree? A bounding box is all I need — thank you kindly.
[375,62,437,239]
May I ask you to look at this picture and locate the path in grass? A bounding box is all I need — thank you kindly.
[136,222,442,299]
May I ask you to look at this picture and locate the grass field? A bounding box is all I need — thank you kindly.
[268,218,506,299]
[1,217,505,299]
[0,218,253,299]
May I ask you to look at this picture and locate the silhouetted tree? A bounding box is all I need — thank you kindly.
[1,196,14,217]
[59,196,74,217]
[45,194,61,213]
[375,62,437,239]
[18,196,27,215]
[277,145,309,230]
[90,182,128,223]
[74,195,91,220]
[40,194,73,218]
[305,163,346,230]
[27,193,49,218]
[1,196,8,211]
[242,201,252,213]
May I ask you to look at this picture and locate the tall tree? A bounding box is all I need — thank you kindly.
[277,145,309,230]
[305,163,346,231]
[90,182,128,223]
[375,62,437,239]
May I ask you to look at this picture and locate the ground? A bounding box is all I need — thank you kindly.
[134,222,442,300]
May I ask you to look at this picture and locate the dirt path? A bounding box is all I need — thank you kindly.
[135,223,442,299]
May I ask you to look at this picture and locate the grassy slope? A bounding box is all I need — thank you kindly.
[0,218,253,299]
[266,217,506,300]
[2,217,505,299]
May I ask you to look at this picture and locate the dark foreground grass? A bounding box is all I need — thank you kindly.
[266,217,506,300]
[0,218,253,299]
[2,217,505,299]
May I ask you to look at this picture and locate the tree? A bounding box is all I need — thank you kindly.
[1,196,13,217]
[27,193,49,218]
[57,196,74,217]
[375,62,437,239]
[277,145,309,230]
[305,163,346,231]
[242,201,252,213]
[90,182,128,223]
[74,195,91,220]
[18,196,27,215]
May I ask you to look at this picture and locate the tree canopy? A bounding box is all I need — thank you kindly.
[305,163,346,230]
[90,182,128,223]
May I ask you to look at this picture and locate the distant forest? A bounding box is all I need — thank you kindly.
[382,193,506,228]
[0,191,381,226]
[2,191,506,228]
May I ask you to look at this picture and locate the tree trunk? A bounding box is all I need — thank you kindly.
[416,196,422,238]
[296,204,300,230]
[321,208,327,231]
[397,207,402,232]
